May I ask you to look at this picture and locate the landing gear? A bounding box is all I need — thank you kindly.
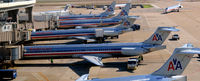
[177,9,179,12]
[115,35,119,39]
[138,55,143,63]
[83,40,88,44]
[131,24,140,31]
[96,37,105,43]
[111,36,119,39]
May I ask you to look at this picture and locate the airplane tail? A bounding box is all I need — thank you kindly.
[99,1,116,17]
[112,3,130,19]
[143,27,179,45]
[152,44,200,76]
[116,17,138,29]
[64,4,71,11]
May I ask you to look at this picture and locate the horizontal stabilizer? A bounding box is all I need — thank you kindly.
[147,45,166,51]
[127,16,140,19]
[177,48,200,54]
[157,27,179,32]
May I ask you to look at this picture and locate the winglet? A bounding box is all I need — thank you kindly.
[152,44,200,76]
[76,74,89,81]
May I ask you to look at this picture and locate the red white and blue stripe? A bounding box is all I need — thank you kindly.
[58,18,121,28]
[23,43,146,57]
[59,15,108,21]
[31,29,96,40]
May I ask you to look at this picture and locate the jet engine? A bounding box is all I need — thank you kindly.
[131,24,140,31]
[121,48,148,56]
[103,30,119,36]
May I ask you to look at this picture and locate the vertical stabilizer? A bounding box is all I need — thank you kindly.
[100,1,116,16]
[116,17,137,29]
[143,27,179,45]
[112,3,130,19]
[152,44,200,76]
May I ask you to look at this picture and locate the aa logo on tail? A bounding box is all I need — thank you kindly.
[123,21,130,26]
[152,33,162,41]
[168,58,182,71]
[120,10,128,16]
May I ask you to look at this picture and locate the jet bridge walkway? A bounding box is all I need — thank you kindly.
[0,0,36,12]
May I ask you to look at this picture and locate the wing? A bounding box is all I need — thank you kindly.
[81,55,103,66]
[76,74,89,81]
[73,36,96,42]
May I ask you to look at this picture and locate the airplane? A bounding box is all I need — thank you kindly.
[115,4,128,9]
[76,43,200,81]
[164,3,183,13]
[38,4,71,16]
[29,17,138,43]
[115,0,132,9]
[23,27,179,66]
[33,4,71,22]
[57,3,132,29]
[58,1,116,21]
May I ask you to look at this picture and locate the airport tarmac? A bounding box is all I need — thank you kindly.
[12,0,200,81]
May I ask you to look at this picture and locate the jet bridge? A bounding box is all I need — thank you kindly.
[0,0,36,22]
[0,0,36,45]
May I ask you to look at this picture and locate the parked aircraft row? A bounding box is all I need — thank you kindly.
[30,18,138,43]
[57,3,132,29]
[58,1,116,21]
[33,1,116,22]
[24,27,178,66]
[30,3,139,44]
[29,2,195,81]
[34,1,183,22]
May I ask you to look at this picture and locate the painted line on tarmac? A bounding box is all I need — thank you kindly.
[32,72,49,81]
[38,72,50,81]
[151,4,160,9]
[32,72,46,81]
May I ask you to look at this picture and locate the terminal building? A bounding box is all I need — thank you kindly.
[0,0,36,45]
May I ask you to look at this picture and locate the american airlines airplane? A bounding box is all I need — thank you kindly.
[24,27,178,66]
[58,1,116,21]
[164,3,183,13]
[57,3,131,29]
[33,4,71,22]
[29,18,138,43]
[76,44,200,81]
[39,4,71,16]
[115,0,132,9]
[115,4,126,9]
